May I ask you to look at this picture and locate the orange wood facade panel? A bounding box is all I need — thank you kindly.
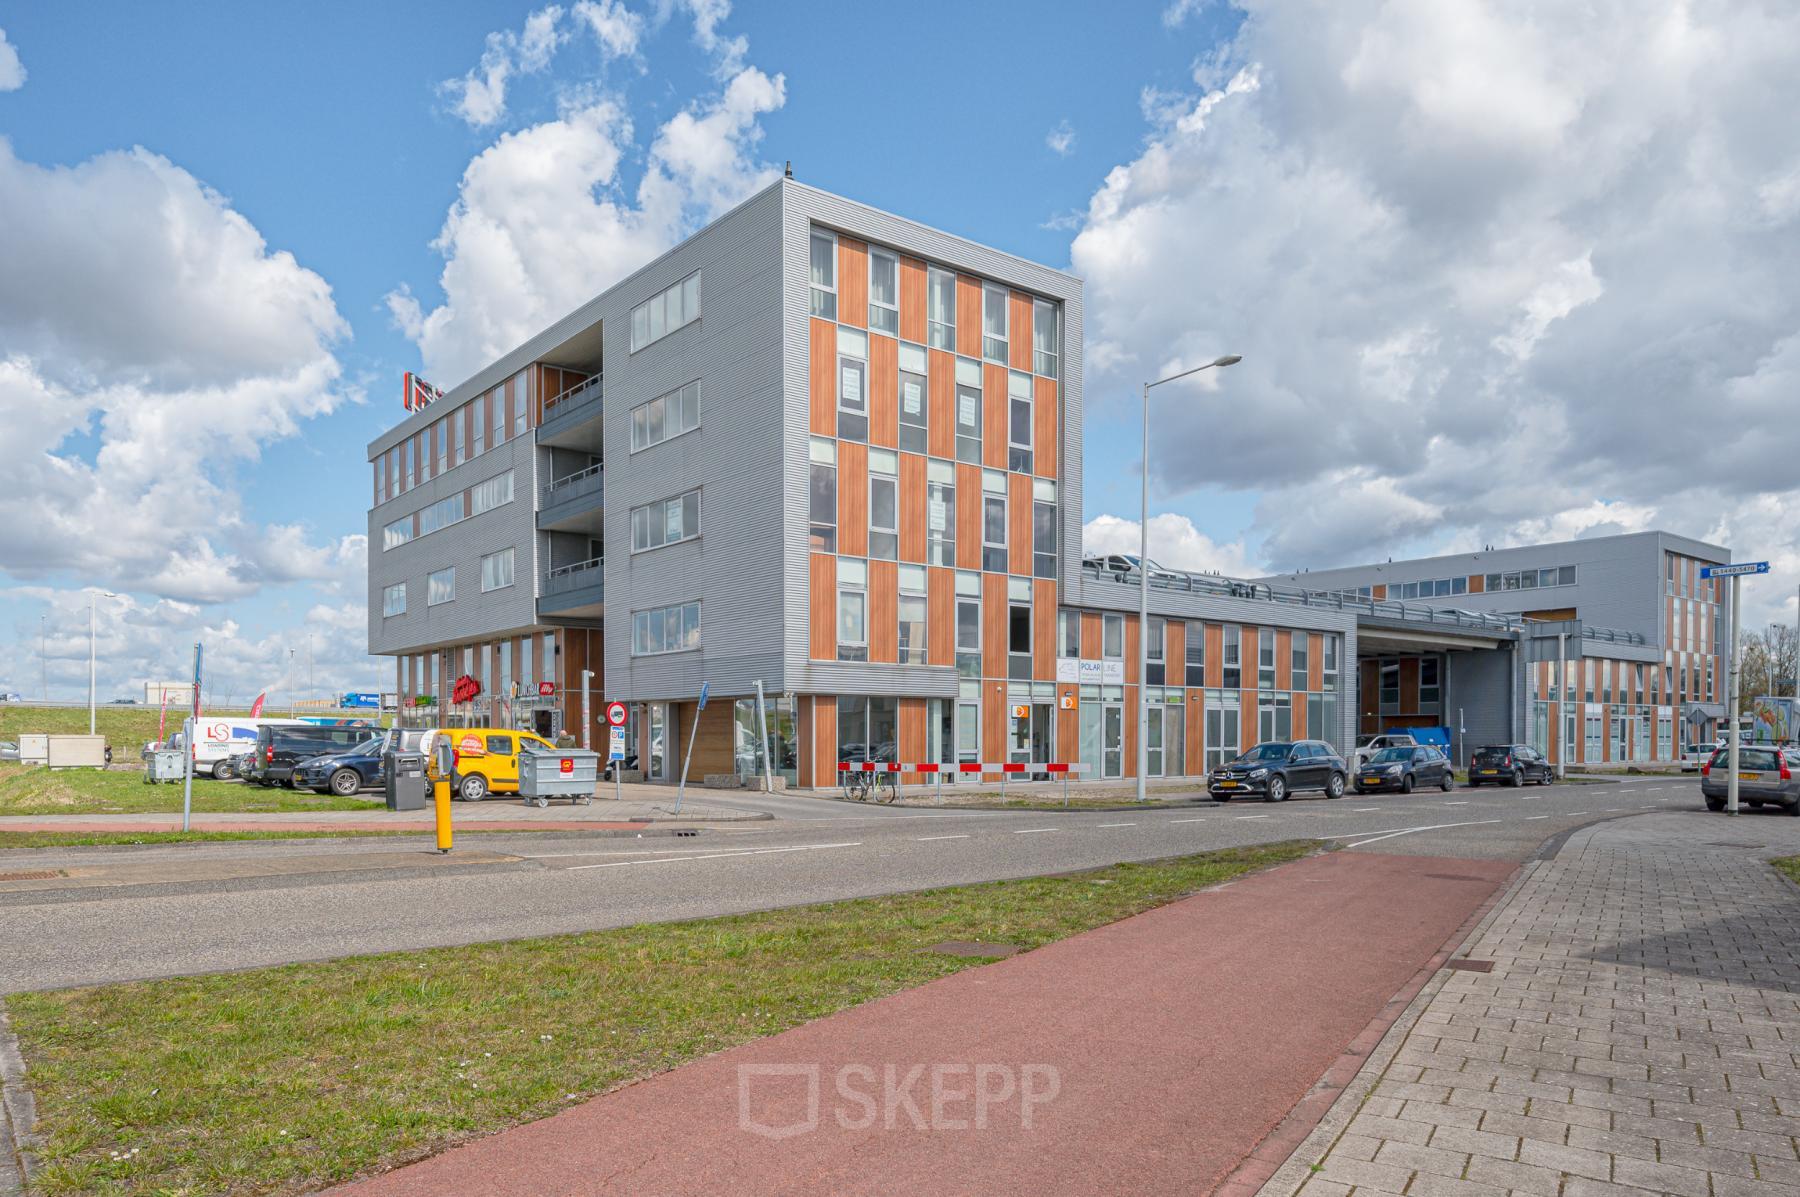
[982,362,1009,470]
[1125,614,1141,685]
[837,237,868,329]
[927,348,956,459]
[1033,578,1057,680]
[1033,375,1058,479]
[1123,686,1138,777]
[1057,685,1079,765]
[955,274,983,359]
[1008,291,1033,372]
[898,453,927,563]
[955,463,981,570]
[1165,620,1186,686]
[1275,631,1293,691]
[1186,691,1204,765]
[982,573,1007,680]
[898,256,927,343]
[898,698,928,779]
[837,441,868,558]
[869,334,899,448]
[1080,611,1101,660]
[1468,574,1485,594]
[1371,584,1387,601]
[809,553,836,661]
[1308,632,1324,691]
[809,696,838,788]
[868,560,898,663]
[809,317,836,436]
[1009,472,1032,573]
[927,567,954,665]
[1205,623,1224,688]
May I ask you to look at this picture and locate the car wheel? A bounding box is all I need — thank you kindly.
[1325,772,1345,799]
[329,769,362,797]
[1787,801,1799,817]
[458,774,489,802]
[1440,771,1454,792]
[211,760,235,781]
[1705,797,1726,811]
[1509,769,1524,788]
[1265,775,1287,803]
[1401,773,1414,794]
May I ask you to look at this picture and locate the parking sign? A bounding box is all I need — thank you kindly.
[609,727,627,761]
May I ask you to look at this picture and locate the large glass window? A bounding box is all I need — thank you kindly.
[450,416,464,467]
[629,271,701,352]
[1291,635,1309,692]
[1008,371,1033,473]
[868,247,898,335]
[982,282,1008,363]
[838,697,899,765]
[469,470,514,516]
[868,448,898,560]
[1059,610,1080,659]
[837,557,867,663]
[1008,599,1032,680]
[837,326,869,443]
[1032,478,1056,579]
[1206,690,1240,769]
[809,230,836,320]
[1145,617,1165,686]
[1033,298,1058,378]
[981,470,1007,573]
[400,439,413,491]
[1258,629,1275,690]
[382,583,406,617]
[927,266,956,350]
[631,602,701,655]
[631,489,701,552]
[955,357,982,464]
[898,564,927,666]
[630,380,700,452]
[809,437,836,553]
[898,342,928,455]
[1323,635,1339,692]
[427,567,455,606]
[491,389,506,446]
[1222,626,1241,689]
[480,548,515,592]
[955,570,980,678]
[1185,620,1205,687]
[383,517,414,551]
[418,493,463,537]
[1420,658,1441,706]
[1103,614,1124,660]
[512,377,529,438]
[926,458,955,566]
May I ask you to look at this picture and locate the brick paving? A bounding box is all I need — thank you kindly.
[1268,813,1800,1197]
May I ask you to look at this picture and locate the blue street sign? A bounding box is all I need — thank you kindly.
[1701,561,1769,579]
[697,681,709,711]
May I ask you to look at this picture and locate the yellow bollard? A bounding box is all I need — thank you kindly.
[433,776,453,853]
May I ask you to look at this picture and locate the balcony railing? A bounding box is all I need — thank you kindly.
[544,373,602,417]
[544,556,603,596]
[541,461,603,506]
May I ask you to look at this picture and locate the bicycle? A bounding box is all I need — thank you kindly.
[841,765,898,803]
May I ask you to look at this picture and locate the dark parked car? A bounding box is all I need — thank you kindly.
[1209,740,1347,802]
[247,724,373,787]
[293,736,388,796]
[1701,746,1799,814]
[1467,744,1554,787]
[1356,745,1455,794]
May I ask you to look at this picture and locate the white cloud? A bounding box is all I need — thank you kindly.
[574,0,643,59]
[1046,119,1076,157]
[0,27,24,92]
[1083,513,1257,578]
[1162,0,1209,29]
[1069,0,1800,611]
[442,5,570,128]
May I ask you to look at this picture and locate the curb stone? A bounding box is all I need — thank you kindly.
[0,1006,38,1194]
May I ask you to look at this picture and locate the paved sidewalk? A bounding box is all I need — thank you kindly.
[1266,812,1800,1197]
[326,850,1514,1197]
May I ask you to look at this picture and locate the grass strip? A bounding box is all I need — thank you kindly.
[0,762,383,817]
[1775,856,1800,887]
[7,840,1313,1196]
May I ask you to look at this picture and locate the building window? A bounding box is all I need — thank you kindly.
[631,489,701,553]
[809,230,836,320]
[981,470,1007,573]
[435,419,449,473]
[512,378,529,438]
[1008,371,1033,473]
[982,282,1008,363]
[926,458,955,567]
[491,389,506,447]
[1060,610,1081,659]
[1258,693,1292,742]
[1185,621,1205,687]
[839,696,899,766]
[472,401,486,456]
[869,247,898,335]
[1145,616,1165,686]
[898,564,927,666]
[1221,626,1242,689]
[427,567,455,606]
[630,380,700,452]
[837,557,867,662]
[469,470,514,516]
[898,342,928,454]
[631,601,702,655]
[382,583,406,617]
[928,265,955,351]
[1008,580,1032,681]
[1380,660,1400,706]
[480,548,515,592]
[1032,478,1056,579]
[809,437,836,553]
[400,439,413,491]
[629,271,701,352]
[1420,657,1441,706]
[955,570,980,678]
[868,448,899,560]
[955,357,982,464]
[1323,635,1339,692]
[383,517,414,551]
[1033,299,1058,379]
[837,326,869,443]
[1258,629,1275,690]
[1206,690,1240,770]
[1292,634,1308,692]
[1103,614,1124,660]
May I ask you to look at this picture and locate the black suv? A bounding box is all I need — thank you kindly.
[248,724,375,788]
[1209,740,1348,803]
[293,736,388,796]
[1467,744,1554,787]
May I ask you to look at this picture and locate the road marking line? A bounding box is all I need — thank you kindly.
[915,834,970,842]
[1095,822,1136,828]
[1568,811,1586,815]
[1525,815,1549,820]
[1353,807,1381,812]
[1604,807,1625,812]
[1236,814,1270,820]
[527,844,812,860]
[1013,828,1059,834]
[566,842,861,870]
[1328,819,1504,849]
[1170,818,1208,823]
[1442,801,1468,806]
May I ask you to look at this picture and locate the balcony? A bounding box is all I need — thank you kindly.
[540,556,604,620]
[537,373,603,453]
[538,462,603,534]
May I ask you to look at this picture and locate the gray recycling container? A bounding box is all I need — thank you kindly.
[385,751,428,811]
[145,749,185,783]
[518,747,599,807]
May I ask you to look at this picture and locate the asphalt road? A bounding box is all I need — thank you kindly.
[0,775,1729,993]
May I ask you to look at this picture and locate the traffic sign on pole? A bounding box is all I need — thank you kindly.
[1702,561,1769,579]
[606,701,627,727]
[697,681,710,711]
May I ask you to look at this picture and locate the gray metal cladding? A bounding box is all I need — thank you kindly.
[1446,647,1518,749]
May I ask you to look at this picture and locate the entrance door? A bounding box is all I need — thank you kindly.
[646,703,670,780]
[1102,704,1123,778]
[1146,707,1165,777]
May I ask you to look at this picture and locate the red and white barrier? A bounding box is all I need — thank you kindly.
[836,761,1091,774]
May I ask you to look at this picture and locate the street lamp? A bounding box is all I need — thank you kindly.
[1136,355,1241,803]
[88,590,117,735]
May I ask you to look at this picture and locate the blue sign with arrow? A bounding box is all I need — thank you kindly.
[1701,561,1769,579]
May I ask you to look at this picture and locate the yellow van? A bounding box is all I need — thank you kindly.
[428,727,559,801]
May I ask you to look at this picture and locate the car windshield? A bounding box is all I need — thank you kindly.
[1473,746,1512,756]
[1711,748,1782,771]
[349,736,383,755]
[1368,747,1414,764]
[1233,744,1291,763]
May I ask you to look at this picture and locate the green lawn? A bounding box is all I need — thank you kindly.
[0,703,391,753]
[7,841,1314,1197]
[0,762,382,817]
[1775,856,1800,887]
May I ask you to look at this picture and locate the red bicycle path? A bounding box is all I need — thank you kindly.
[326,849,1514,1197]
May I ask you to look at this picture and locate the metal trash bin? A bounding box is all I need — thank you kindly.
[385,751,428,811]
[144,749,185,784]
[518,748,599,808]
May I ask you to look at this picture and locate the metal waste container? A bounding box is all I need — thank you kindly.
[385,751,428,811]
[145,749,185,783]
[518,747,599,808]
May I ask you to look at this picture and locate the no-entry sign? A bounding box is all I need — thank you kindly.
[606,702,628,727]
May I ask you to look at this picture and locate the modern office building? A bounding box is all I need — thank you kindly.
[1261,531,1732,764]
[366,178,1375,786]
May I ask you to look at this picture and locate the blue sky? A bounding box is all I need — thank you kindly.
[2,1,1798,703]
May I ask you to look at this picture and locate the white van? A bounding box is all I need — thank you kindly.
[174,718,311,779]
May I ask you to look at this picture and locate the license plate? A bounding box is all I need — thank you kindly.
[1739,772,1760,781]
[1216,780,1238,788]
[1478,769,1497,775]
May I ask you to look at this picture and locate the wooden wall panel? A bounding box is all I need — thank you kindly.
[1205,622,1223,688]
[1126,613,1141,685]
[1057,684,1079,767]
[982,685,1005,780]
[1081,611,1101,660]
[898,256,927,343]
[837,237,868,329]
[955,273,983,359]
[1033,375,1058,479]
[1008,290,1033,372]
[837,441,868,558]
[1468,574,1485,594]
[927,348,956,459]
[1123,686,1138,777]
[1009,472,1032,575]
[1033,578,1057,680]
[955,463,981,571]
[811,696,839,787]
[1371,584,1387,601]
[898,698,928,780]
[982,572,1007,680]
[983,361,1009,470]
[1308,632,1324,692]
[869,333,899,448]
[1186,692,1204,771]
[1398,658,1420,713]
[809,553,835,660]
[928,567,954,665]
[1292,692,1307,740]
[1166,621,1186,686]
[809,317,836,436]
[1275,631,1292,692]
[899,453,927,562]
[869,560,898,664]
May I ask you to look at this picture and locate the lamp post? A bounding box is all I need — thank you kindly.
[1136,355,1241,803]
[88,590,117,734]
